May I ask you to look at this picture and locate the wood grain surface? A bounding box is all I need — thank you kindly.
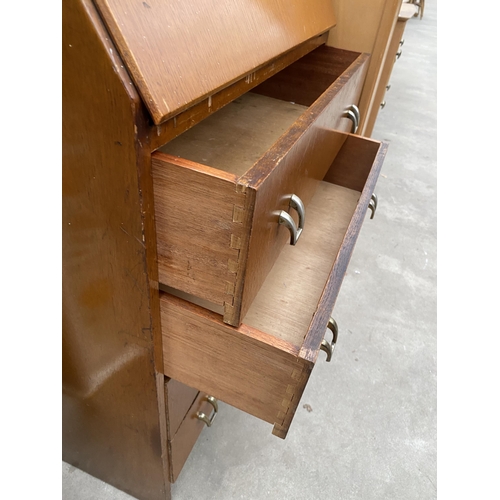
[361,6,409,136]
[62,0,169,498]
[152,49,368,326]
[327,0,402,136]
[168,393,214,482]
[94,0,337,124]
[160,293,311,438]
[149,33,328,151]
[159,133,388,438]
[239,51,368,323]
[165,379,199,438]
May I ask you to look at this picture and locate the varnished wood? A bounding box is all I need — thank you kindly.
[152,49,369,326]
[94,0,337,124]
[159,94,307,177]
[62,1,169,498]
[161,293,311,438]
[361,5,412,137]
[327,0,402,136]
[165,379,199,438]
[160,132,388,437]
[239,51,368,324]
[168,392,214,482]
[152,155,255,324]
[149,33,328,151]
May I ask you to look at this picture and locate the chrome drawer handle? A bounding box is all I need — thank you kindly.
[344,104,360,133]
[278,194,305,245]
[320,317,339,362]
[399,38,405,47]
[395,49,402,60]
[196,395,218,427]
[350,104,360,123]
[368,193,378,219]
[380,101,386,109]
[386,84,391,91]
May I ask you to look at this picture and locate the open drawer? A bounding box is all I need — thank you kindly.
[152,46,369,327]
[160,133,388,438]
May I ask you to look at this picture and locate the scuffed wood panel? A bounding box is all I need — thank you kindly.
[94,0,337,124]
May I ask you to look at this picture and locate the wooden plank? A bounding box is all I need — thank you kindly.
[323,134,386,192]
[152,154,255,324]
[94,0,337,124]
[62,0,169,498]
[149,33,329,151]
[300,137,389,362]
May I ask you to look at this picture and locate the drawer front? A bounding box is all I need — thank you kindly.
[152,47,369,327]
[239,50,369,322]
[160,132,387,439]
[168,392,218,482]
[165,378,199,437]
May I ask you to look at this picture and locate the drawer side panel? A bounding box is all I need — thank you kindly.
[152,154,255,316]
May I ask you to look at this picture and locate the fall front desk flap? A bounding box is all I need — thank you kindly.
[95,0,337,124]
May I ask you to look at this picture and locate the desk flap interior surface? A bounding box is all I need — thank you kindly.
[94,0,337,124]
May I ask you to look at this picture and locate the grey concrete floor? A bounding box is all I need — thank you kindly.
[63,4,437,499]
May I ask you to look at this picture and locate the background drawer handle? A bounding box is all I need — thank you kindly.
[395,49,402,60]
[196,395,218,427]
[344,106,359,134]
[368,193,378,219]
[278,194,305,245]
[320,317,339,362]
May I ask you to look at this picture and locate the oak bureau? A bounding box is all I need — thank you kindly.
[62,0,388,498]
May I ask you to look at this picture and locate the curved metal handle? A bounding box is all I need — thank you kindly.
[344,108,359,134]
[321,317,339,362]
[386,84,391,91]
[399,38,405,47]
[368,193,378,219]
[395,49,402,60]
[196,395,218,427]
[278,194,305,245]
[320,339,333,362]
[350,104,360,124]
[380,101,386,109]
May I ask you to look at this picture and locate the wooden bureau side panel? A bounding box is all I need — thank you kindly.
[152,154,256,320]
[63,0,169,498]
[238,57,368,324]
[94,0,337,124]
[160,293,312,436]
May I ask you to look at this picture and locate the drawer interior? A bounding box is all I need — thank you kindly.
[156,45,362,179]
[163,133,381,348]
[160,133,387,437]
